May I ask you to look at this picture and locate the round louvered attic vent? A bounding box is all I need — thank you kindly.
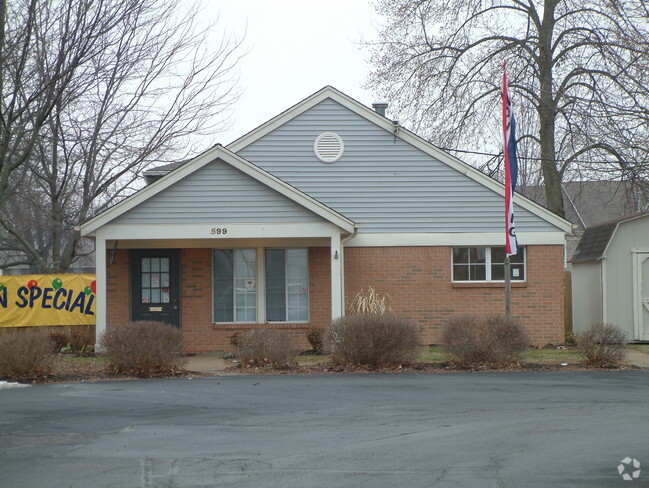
[314,132,344,163]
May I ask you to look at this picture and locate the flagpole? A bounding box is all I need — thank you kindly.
[505,256,511,317]
[502,60,518,318]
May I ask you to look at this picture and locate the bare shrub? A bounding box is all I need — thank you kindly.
[577,323,627,367]
[346,286,392,314]
[100,321,186,376]
[442,315,529,368]
[306,326,325,353]
[326,313,421,368]
[237,329,298,369]
[68,327,95,354]
[49,331,70,352]
[0,329,56,380]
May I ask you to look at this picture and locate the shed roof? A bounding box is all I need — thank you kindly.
[571,212,649,263]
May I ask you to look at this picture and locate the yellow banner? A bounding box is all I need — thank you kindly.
[0,274,96,327]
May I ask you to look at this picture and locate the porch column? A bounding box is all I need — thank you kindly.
[331,233,343,320]
[95,237,107,350]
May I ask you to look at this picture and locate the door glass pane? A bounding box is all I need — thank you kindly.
[142,258,151,272]
[151,258,160,272]
[161,258,169,272]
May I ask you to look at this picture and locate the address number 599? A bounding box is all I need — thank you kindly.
[211,227,227,235]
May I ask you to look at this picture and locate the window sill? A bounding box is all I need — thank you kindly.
[213,322,309,330]
[452,282,527,289]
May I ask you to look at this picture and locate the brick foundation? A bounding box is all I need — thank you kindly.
[104,244,565,352]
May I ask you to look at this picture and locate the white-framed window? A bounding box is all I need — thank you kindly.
[452,247,526,282]
[213,249,257,322]
[212,248,309,323]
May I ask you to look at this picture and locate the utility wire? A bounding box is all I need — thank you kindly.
[439,146,647,166]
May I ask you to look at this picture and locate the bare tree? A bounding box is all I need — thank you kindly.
[0,0,243,272]
[366,0,649,218]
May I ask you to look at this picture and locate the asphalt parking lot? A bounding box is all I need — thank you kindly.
[1,371,648,487]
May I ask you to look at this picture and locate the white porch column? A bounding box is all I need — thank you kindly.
[330,233,343,320]
[95,237,107,349]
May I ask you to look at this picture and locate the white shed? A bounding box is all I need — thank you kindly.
[571,212,649,341]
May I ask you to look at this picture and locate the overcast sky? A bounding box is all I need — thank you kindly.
[209,0,382,144]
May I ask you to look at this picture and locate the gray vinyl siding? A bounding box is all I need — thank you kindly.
[571,261,603,334]
[114,159,324,224]
[237,98,559,233]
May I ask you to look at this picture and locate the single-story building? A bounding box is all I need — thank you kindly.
[571,212,649,341]
[81,86,571,352]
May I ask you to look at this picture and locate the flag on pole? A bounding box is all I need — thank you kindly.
[502,62,519,256]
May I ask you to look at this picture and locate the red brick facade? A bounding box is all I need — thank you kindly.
[105,244,565,352]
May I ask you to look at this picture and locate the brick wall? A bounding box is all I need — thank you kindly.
[106,249,130,327]
[105,244,564,352]
[344,245,565,345]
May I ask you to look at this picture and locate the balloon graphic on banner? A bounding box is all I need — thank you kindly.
[0,283,4,292]
[83,286,92,295]
[90,280,96,294]
[27,280,38,289]
[52,278,63,290]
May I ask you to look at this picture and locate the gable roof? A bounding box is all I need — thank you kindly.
[226,86,571,234]
[520,180,648,232]
[571,212,649,263]
[81,144,355,236]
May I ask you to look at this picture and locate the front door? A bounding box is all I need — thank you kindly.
[131,249,180,327]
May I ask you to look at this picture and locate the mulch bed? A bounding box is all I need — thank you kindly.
[225,360,643,375]
[4,357,643,385]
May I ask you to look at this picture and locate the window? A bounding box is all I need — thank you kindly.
[266,249,309,322]
[212,248,309,323]
[452,247,525,282]
[213,249,257,322]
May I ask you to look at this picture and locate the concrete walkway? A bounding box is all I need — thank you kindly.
[185,349,649,374]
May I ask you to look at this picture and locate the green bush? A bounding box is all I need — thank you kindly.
[326,313,421,368]
[576,323,627,367]
[0,329,56,380]
[442,315,529,368]
[237,329,297,369]
[100,321,186,376]
[305,326,325,353]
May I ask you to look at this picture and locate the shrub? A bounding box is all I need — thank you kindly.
[326,313,421,368]
[237,329,297,369]
[576,323,627,367]
[442,315,529,368]
[230,330,242,347]
[564,330,578,347]
[68,327,95,354]
[306,326,325,353]
[100,321,186,376]
[49,331,70,353]
[0,329,56,380]
[346,286,391,314]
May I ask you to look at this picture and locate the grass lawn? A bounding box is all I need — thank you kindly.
[629,344,649,355]
[298,346,584,365]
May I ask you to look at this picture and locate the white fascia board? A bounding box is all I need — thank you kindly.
[600,222,621,260]
[345,232,565,247]
[95,222,343,241]
[82,144,355,236]
[227,86,571,235]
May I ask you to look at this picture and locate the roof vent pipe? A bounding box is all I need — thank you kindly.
[372,102,388,117]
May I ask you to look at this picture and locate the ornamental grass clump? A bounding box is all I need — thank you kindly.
[576,323,627,367]
[442,314,529,368]
[237,329,298,369]
[100,321,186,376]
[326,313,421,368]
[0,329,56,380]
[346,286,392,315]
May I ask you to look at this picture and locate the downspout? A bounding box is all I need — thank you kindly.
[339,225,359,316]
